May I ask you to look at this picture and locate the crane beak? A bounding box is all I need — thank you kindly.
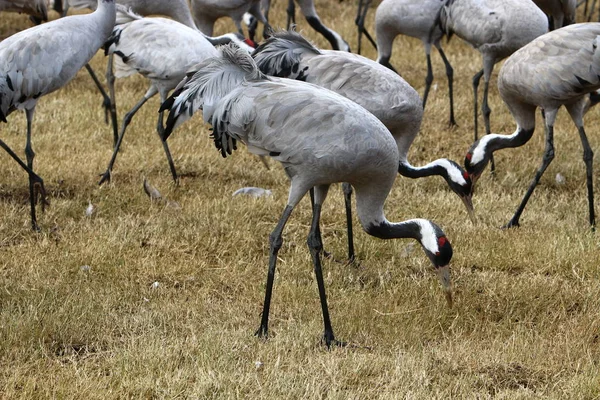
[436,265,452,308]
[462,195,476,224]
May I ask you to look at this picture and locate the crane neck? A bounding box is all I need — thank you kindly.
[364,218,421,241]
[399,158,469,192]
[469,126,535,165]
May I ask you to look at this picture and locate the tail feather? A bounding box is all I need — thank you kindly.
[162,44,267,141]
[252,30,321,77]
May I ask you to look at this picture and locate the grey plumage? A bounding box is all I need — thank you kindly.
[0,0,116,230]
[375,0,456,126]
[191,0,268,38]
[465,23,600,228]
[98,7,221,185]
[252,31,474,226]
[440,0,548,140]
[163,45,454,344]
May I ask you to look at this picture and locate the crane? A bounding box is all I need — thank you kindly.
[161,44,453,346]
[464,23,600,228]
[98,8,255,185]
[252,30,473,261]
[190,0,270,39]
[0,0,116,230]
[375,0,457,127]
[439,0,548,141]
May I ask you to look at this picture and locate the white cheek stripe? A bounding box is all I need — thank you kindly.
[434,159,466,185]
[471,128,520,165]
[408,219,438,254]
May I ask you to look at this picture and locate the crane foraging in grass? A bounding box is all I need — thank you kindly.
[252,30,474,261]
[98,7,255,185]
[465,23,600,229]
[374,0,457,127]
[161,45,453,346]
[0,0,116,230]
[438,0,548,141]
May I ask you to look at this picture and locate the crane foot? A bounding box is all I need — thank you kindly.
[98,170,112,186]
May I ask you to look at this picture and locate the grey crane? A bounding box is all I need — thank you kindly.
[61,0,202,147]
[98,8,256,185]
[375,0,457,127]
[438,0,548,141]
[0,0,116,230]
[252,31,473,261]
[465,23,600,228]
[532,0,576,29]
[259,0,350,51]
[190,0,270,39]
[161,45,453,346]
[0,0,47,23]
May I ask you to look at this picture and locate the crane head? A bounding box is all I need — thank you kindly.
[418,222,453,308]
[441,160,475,224]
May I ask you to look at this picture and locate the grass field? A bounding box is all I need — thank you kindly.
[1,1,600,398]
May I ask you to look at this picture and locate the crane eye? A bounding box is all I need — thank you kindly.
[465,152,472,161]
[438,237,447,247]
[462,171,469,180]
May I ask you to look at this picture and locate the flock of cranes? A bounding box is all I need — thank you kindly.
[0,0,599,345]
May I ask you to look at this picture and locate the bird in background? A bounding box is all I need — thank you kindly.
[98,6,254,186]
[0,0,116,230]
[260,0,350,51]
[438,0,548,142]
[532,0,576,30]
[0,0,48,24]
[252,30,474,262]
[190,0,270,40]
[374,0,457,127]
[465,23,600,229]
[161,44,453,345]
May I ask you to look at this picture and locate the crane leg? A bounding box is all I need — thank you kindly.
[105,55,118,148]
[342,182,355,263]
[356,0,375,55]
[308,185,344,348]
[286,0,295,29]
[0,137,48,227]
[157,93,179,185]
[98,88,156,185]
[576,126,595,228]
[437,46,456,127]
[504,114,556,228]
[256,204,294,339]
[472,69,483,141]
[422,51,434,111]
[482,61,496,173]
[84,64,117,145]
[24,108,40,231]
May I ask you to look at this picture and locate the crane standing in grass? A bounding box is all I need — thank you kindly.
[190,0,270,38]
[0,0,116,230]
[252,31,473,261]
[161,45,453,346]
[465,23,600,229]
[98,8,255,185]
[438,0,548,141]
[374,0,457,127]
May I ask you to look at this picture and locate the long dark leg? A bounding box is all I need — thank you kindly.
[98,90,155,185]
[0,137,47,225]
[308,185,341,347]
[157,92,178,184]
[472,69,483,141]
[342,183,355,262]
[24,109,39,231]
[577,126,595,228]
[286,0,295,28]
[422,50,434,110]
[437,46,456,126]
[105,55,118,147]
[482,60,496,173]
[504,116,556,228]
[356,0,375,54]
[256,205,294,339]
[84,64,117,145]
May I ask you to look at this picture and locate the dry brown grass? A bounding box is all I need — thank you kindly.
[1,1,600,398]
